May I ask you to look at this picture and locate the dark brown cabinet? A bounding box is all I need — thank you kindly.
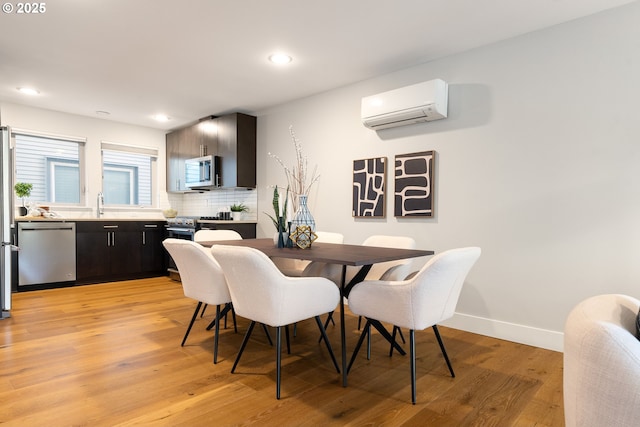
[166,117,219,192]
[76,221,166,284]
[166,113,256,191]
[217,113,257,188]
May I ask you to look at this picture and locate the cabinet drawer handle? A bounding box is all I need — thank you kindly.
[144,224,158,228]
[103,225,118,229]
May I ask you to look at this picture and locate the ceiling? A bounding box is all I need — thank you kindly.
[0,0,634,131]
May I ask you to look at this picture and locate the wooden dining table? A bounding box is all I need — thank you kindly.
[199,237,434,387]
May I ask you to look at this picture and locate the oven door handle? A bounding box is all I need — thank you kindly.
[166,227,195,233]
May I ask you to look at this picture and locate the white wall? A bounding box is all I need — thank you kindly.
[0,102,170,218]
[256,2,640,351]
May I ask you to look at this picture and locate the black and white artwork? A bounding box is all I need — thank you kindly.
[353,157,386,217]
[394,151,435,217]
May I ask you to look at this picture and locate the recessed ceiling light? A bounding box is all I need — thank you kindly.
[153,114,170,122]
[17,87,39,96]
[268,53,292,64]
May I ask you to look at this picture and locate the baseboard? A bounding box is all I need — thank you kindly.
[441,312,564,352]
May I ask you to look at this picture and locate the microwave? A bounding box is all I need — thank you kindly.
[185,155,220,188]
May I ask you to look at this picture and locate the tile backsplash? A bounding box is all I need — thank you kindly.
[167,188,258,220]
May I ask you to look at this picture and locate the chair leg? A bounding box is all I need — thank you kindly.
[285,325,291,354]
[347,319,371,373]
[318,311,336,343]
[276,326,282,399]
[366,322,371,360]
[432,325,455,377]
[314,316,340,373]
[181,301,203,347]
[200,303,207,317]
[231,305,238,333]
[410,329,416,404]
[262,324,273,346]
[231,321,256,373]
[389,326,407,356]
[213,305,221,364]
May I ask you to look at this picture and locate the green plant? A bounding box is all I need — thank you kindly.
[230,203,248,212]
[14,182,33,206]
[264,186,289,231]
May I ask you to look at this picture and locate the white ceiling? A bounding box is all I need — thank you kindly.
[0,0,634,130]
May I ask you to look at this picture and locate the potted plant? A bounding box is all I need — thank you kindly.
[264,186,290,245]
[14,182,33,216]
[229,203,248,220]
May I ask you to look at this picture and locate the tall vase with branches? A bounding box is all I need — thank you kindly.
[268,126,320,214]
[268,126,319,231]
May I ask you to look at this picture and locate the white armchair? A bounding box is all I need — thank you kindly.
[211,244,341,399]
[162,238,234,364]
[347,246,481,404]
[564,294,640,427]
[194,229,242,243]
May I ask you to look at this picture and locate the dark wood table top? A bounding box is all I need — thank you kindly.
[200,238,434,266]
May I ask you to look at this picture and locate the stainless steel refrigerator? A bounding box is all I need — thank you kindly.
[1,126,14,319]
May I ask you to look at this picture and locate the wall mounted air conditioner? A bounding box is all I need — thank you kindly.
[361,79,448,130]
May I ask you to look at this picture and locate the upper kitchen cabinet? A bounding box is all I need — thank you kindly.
[166,116,218,192]
[165,113,256,192]
[217,113,256,188]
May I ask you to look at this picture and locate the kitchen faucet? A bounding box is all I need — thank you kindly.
[97,191,104,218]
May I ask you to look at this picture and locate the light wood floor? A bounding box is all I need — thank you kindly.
[0,277,564,426]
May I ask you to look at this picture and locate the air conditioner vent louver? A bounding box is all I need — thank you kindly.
[361,79,448,130]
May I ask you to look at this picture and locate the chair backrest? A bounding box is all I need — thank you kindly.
[162,238,231,305]
[315,231,344,244]
[373,247,480,330]
[564,294,640,427]
[362,235,416,281]
[194,229,242,243]
[211,245,339,327]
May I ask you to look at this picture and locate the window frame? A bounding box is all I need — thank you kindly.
[100,141,158,208]
[12,129,87,207]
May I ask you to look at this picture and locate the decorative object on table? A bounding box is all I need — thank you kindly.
[162,208,177,218]
[353,157,386,217]
[14,182,33,216]
[291,194,316,232]
[269,126,319,230]
[289,225,318,249]
[394,150,436,217]
[230,202,248,221]
[265,186,290,246]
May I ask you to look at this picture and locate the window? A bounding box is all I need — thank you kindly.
[14,131,85,205]
[101,142,157,207]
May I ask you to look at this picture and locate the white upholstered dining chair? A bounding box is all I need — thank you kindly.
[162,238,234,364]
[347,246,481,404]
[194,229,242,243]
[210,244,341,399]
[563,294,640,427]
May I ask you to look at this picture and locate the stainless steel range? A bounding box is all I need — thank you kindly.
[165,216,201,280]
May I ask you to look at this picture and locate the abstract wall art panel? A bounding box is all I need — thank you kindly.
[394,151,435,217]
[353,157,386,217]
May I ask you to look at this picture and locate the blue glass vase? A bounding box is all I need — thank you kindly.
[291,194,315,232]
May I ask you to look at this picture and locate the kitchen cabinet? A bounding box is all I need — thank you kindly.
[217,113,256,188]
[166,113,255,191]
[76,221,166,284]
[199,222,256,239]
[166,117,218,192]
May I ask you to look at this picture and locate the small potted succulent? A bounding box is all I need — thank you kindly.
[14,182,33,216]
[230,202,248,220]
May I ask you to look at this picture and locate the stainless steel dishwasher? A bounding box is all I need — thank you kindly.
[18,222,76,286]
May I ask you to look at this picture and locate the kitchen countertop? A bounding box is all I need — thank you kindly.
[15,217,258,224]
